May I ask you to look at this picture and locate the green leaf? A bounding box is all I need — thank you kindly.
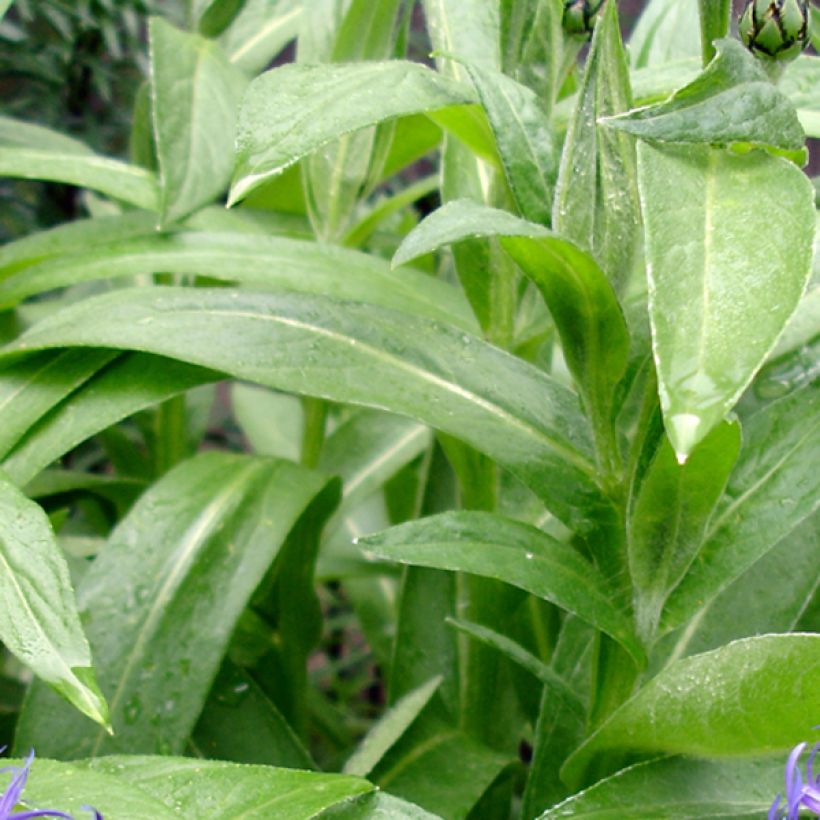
[219,0,302,75]
[663,512,819,659]
[0,232,475,330]
[0,350,116,459]
[562,634,820,788]
[231,61,475,205]
[0,116,95,155]
[15,452,336,758]
[369,718,509,819]
[3,758,179,820]
[85,756,374,818]
[0,473,109,729]
[1,288,605,531]
[539,756,784,819]
[637,141,815,459]
[553,0,641,293]
[0,147,159,211]
[149,18,248,225]
[446,617,583,714]
[361,511,644,665]
[0,212,158,279]
[2,353,218,487]
[628,0,701,68]
[191,660,315,769]
[232,383,303,461]
[343,676,442,777]
[464,63,556,226]
[325,791,443,819]
[661,379,820,631]
[605,39,805,153]
[627,420,741,642]
[394,200,629,473]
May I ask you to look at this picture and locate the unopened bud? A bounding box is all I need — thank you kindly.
[739,0,811,63]
[563,0,605,38]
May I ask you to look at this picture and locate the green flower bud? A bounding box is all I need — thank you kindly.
[563,0,605,38]
[739,0,811,62]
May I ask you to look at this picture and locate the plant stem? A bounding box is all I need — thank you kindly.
[300,397,327,469]
[698,0,731,64]
[154,394,187,477]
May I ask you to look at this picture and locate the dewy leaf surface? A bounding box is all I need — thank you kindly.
[540,756,784,818]
[638,141,815,459]
[0,148,159,211]
[464,62,556,226]
[149,18,248,224]
[230,61,475,204]
[0,349,116,459]
[0,232,475,330]
[661,378,819,631]
[605,39,805,152]
[361,511,644,664]
[561,634,820,788]
[627,419,741,641]
[84,756,374,818]
[394,199,629,467]
[0,473,109,729]
[1,353,219,486]
[0,287,605,531]
[553,0,641,293]
[14,452,336,758]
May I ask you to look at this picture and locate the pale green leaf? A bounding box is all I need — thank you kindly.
[1,354,218,486]
[0,147,159,211]
[343,676,442,777]
[627,420,741,642]
[0,232,476,331]
[540,756,784,819]
[150,18,248,224]
[0,474,109,729]
[605,39,805,152]
[562,634,820,788]
[361,511,644,665]
[231,61,475,205]
[637,141,815,458]
[554,0,641,293]
[220,0,302,74]
[15,452,335,758]
[661,379,819,631]
[1,288,604,531]
[86,756,374,818]
[464,63,556,226]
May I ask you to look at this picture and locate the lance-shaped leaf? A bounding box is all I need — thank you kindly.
[0,212,159,279]
[562,634,820,788]
[0,147,159,211]
[0,232,475,331]
[394,200,629,469]
[627,419,741,642]
[1,288,606,531]
[604,39,805,157]
[149,18,248,225]
[219,0,302,75]
[638,141,815,459]
[540,756,785,818]
[230,61,475,205]
[2,353,219,487]
[14,452,338,758]
[0,349,116,460]
[0,473,109,729]
[0,116,96,154]
[464,63,557,226]
[553,0,641,293]
[361,511,644,665]
[343,676,442,777]
[661,379,819,631]
[85,756,374,818]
